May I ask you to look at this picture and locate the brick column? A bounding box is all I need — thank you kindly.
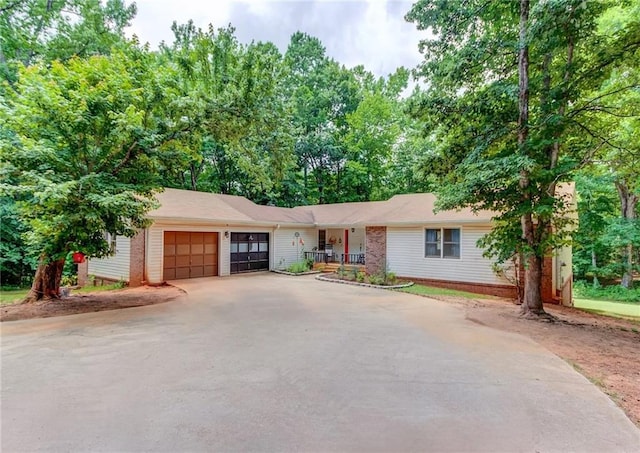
[365,226,386,276]
[129,230,146,287]
[541,255,555,303]
[77,260,88,287]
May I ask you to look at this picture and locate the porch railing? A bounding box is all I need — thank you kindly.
[304,251,365,265]
[304,251,336,263]
[341,253,365,265]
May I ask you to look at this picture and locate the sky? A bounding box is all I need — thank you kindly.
[126,0,428,78]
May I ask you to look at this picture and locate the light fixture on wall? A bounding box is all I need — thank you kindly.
[224,231,229,238]
[351,228,355,233]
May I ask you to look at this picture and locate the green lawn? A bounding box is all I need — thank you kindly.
[397,284,496,299]
[573,298,640,319]
[0,289,29,305]
[0,283,124,306]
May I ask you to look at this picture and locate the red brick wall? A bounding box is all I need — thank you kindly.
[365,226,387,275]
[541,255,555,304]
[402,277,518,299]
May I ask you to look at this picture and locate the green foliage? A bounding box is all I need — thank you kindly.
[574,281,640,303]
[1,47,164,262]
[156,23,296,201]
[0,0,136,83]
[286,261,311,274]
[406,0,639,298]
[367,274,385,285]
[356,271,366,283]
[0,196,35,285]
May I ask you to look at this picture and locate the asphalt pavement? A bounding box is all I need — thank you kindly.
[2,273,638,452]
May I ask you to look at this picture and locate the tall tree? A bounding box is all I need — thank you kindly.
[284,32,360,204]
[0,46,167,300]
[157,23,295,202]
[0,0,136,83]
[406,0,639,315]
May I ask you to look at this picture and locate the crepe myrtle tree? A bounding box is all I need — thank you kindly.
[0,47,169,301]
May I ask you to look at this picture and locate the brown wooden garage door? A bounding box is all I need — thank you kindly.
[163,232,218,280]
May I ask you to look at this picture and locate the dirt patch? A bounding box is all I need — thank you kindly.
[427,294,640,427]
[0,285,185,322]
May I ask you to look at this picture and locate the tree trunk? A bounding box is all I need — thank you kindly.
[616,181,637,289]
[25,257,65,302]
[591,249,599,287]
[521,253,544,315]
[517,0,545,316]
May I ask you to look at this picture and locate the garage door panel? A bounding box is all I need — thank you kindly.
[163,231,218,280]
[175,267,190,279]
[176,255,190,267]
[230,232,269,274]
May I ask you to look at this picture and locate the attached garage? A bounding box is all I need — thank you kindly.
[230,232,269,273]
[163,231,218,280]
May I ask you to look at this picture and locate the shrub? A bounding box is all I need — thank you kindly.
[61,274,78,287]
[385,272,397,285]
[574,280,640,303]
[287,261,310,274]
[356,271,366,283]
[368,274,384,285]
[305,257,315,269]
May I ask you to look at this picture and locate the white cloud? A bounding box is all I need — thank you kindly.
[126,0,427,76]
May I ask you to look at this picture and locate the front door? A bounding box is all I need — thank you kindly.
[230,233,269,273]
[318,230,326,250]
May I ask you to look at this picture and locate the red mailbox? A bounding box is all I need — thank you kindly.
[72,252,85,264]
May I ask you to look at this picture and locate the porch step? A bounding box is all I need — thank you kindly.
[314,262,365,273]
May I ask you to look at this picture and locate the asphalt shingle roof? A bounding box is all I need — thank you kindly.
[150,188,500,226]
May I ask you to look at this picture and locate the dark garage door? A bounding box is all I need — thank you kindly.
[163,231,218,280]
[230,232,269,273]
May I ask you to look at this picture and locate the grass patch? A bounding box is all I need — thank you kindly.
[75,283,125,294]
[573,298,640,320]
[0,288,29,305]
[397,284,493,299]
[0,283,125,306]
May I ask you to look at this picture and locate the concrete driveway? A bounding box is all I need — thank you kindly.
[2,273,638,452]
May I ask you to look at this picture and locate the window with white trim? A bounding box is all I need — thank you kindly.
[425,228,460,258]
[104,232,117,254]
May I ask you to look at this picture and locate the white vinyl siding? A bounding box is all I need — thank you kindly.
[88,235,131,282]
[387,225,512,285]
[348,228,366,255]
[273,228,317,269]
